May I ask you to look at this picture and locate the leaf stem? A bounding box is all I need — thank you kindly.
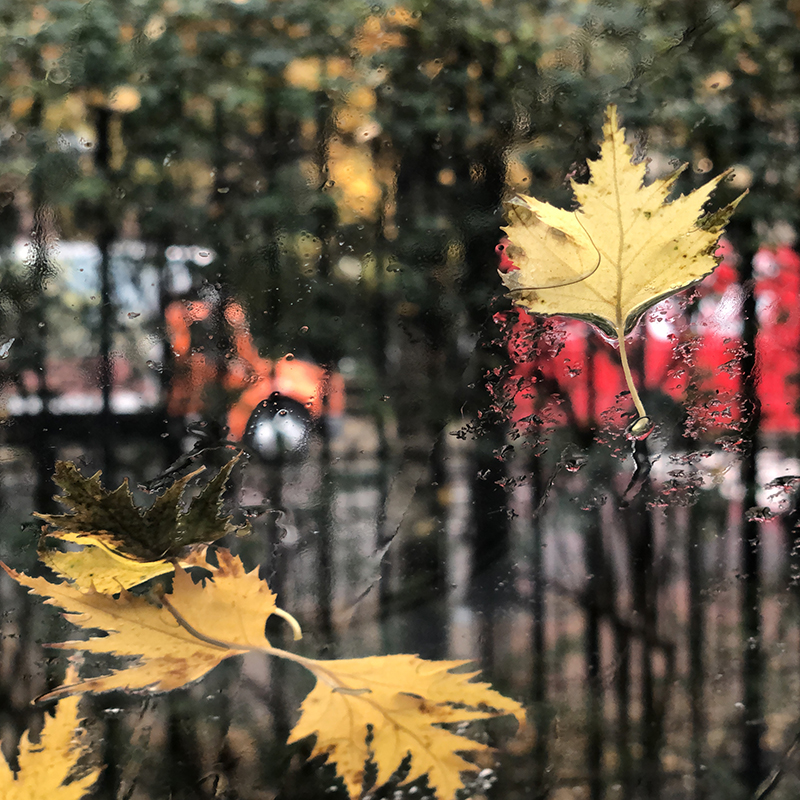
[260,646,370,695]
[160,593,365,694]
[615,326,647,421]
[272,607,304,640]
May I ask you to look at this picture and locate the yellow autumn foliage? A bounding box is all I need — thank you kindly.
[500,104,744,427]
[4,543,523,800]
[289,655,525,799]
[4,549,301,698]
[0,694,100,799]
[327,138,382,223]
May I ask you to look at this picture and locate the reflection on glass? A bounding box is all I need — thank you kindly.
[1,0,800,798]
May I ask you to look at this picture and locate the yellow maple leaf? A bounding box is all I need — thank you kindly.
[39,531,174,593]
[3,549,523,800]
[500,104,744,433]
[287,655,525,799]
[0,693,101,799]
[2,549,301,699]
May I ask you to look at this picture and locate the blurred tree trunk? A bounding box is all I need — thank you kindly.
[686,501,707,800]
[530,447,551,797]
[627,442,661,797]
[166,693,209,800]
[732,224,764,792]
[469,421,511,671]
[27,96,57,514]
[388,119,452,657]
[583,334,603,800]
[394,432,449,659]
[93,106,116,474]
[585,509,605,800]
[613,615,633,798]
[315,419,335,649]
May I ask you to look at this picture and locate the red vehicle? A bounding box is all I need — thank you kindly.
[496,238,800,436]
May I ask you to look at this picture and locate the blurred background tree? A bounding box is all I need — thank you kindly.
[2,2,800,796]
[5,0,793,438]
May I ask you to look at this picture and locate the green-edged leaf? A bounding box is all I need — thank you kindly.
[37,456,248,562]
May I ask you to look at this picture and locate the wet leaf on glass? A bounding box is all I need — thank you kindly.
[0,690,101,799]
[2,548,300,698]
[36,455,248,564]
[500,104,744,429]
[38,532,175,594]
[288,655,525,800]
[3,547,523,800]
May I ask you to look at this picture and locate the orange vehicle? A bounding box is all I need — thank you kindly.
[165,292,344,457]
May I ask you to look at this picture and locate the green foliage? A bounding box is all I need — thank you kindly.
[2,0,800,432]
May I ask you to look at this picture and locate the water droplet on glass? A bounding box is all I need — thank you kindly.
[565,456,587,473]
[285,353,294,361]
[745,506,774,523]
[46,66,69,84]
[0,338,15,358]
[765,475,800,493]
